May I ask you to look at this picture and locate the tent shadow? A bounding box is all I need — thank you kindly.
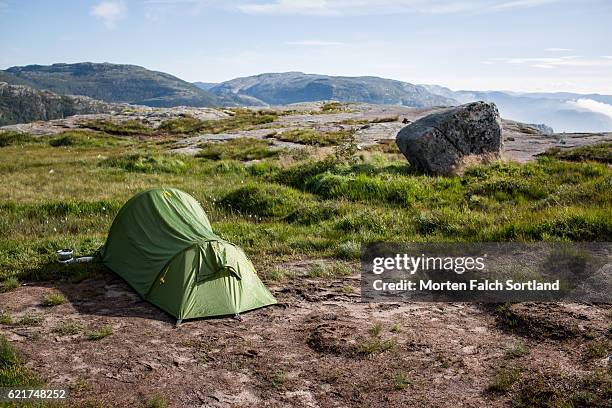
[29,261,175,324]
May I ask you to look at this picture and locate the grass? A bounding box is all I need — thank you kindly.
[370,322,383,337]
[394,372,412,390]
[159,109,278,135]
[512,371,612,408]
[266,267,289,281]
[0,131,40,147]
[145,394,169,408]
[16,315,43,326]
[504,340,530,359]
[584,340,609,360]
[87,326,113,341]
[71,378,94,394]
[0,120,610,286]
[102,153,193,174]
[319,102,346,113]
[0,312,12,325]
[371,116,399,123]
[359,337,395,355]
[308,261,352,278]
[84,119,154,136]
[48,130,131,148]
[1,276,20,292]
[542,142,611,164]
[196,138,280,161]
[487,365,522,393]
[275,128,352,146]
[334,241,361,260]
[220,183,303,218]
[0,335,41,387]
[53,322,82,336]
[41,293,68,307]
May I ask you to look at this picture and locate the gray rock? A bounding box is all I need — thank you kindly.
[395,101,503,175]
[0,82,117,126]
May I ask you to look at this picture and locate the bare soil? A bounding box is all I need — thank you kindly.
[1,265,610,407]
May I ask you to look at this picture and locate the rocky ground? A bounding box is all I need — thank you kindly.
[3,102,611,162]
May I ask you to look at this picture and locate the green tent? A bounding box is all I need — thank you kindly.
[101,188,276,321]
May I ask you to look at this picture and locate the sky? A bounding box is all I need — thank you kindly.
[1,0,611,94]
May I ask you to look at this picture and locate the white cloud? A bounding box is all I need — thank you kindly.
[567,98,612,119]
[285,40,344,46]
[483,55,612,69]
[91,1,127,28]
[545,47,573,52]
[490,0,558,11]
[238,0,561,16]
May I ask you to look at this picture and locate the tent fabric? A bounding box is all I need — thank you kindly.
[101,188,277,320]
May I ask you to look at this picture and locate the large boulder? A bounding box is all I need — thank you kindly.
[395,101,503,175]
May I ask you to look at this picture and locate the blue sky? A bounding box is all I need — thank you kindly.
[1,0,611,93]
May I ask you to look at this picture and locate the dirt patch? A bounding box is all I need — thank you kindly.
[493,302,610,340]
[1,268,611,407]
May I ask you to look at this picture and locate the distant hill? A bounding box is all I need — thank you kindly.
[193,82,218,91]
[1,63,221,108]
[208,72,457,108]
[422,85,612,133]
[0,82,116,126]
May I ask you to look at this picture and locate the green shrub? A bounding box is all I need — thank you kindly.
[495,210,612,241]
[542,143,612,164]
[16,315,43,326]
[284,201,344,225]
[158,115,207,134]
[334,241,361,260]
[371,116,399,123]
[145,395,169,408]
[53,322,82,336]
[83,119,154,135]
[88,326,113,341]
[359,337,395,355]
[41,293,68,307]
[196,138,279,161]
[219,184,302,218]
[505,341,530,359]
[335,212,387,234]
[301,172,423,205]
[487,365,522,393]
[48,130,127,148]
[161,109,277,135]
[512,371,612,408]
[394,372,412,390]
[0,131,39,147]
[0,312,12,325]
[308,261,352,278]
[276,128,351,146]
[320,102,345,113]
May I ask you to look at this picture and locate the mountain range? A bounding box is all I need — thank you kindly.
[203,72,456,107]
[1,63,220,108]
[1,62,611,132]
